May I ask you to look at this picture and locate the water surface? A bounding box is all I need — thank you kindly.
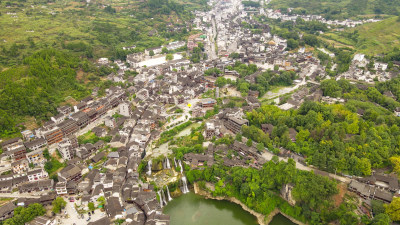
[163,192,258,225]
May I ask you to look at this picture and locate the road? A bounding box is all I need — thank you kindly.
[261,78,306,100]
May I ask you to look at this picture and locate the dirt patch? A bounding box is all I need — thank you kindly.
[62,96,79,106]
[23,116,39,131]
[333,183,347,207]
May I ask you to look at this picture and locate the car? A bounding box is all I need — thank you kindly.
[86,217,91,221]
[92,211,94,214]
[88,212,91,216]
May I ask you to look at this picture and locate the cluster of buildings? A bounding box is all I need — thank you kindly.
[263,8,381,28]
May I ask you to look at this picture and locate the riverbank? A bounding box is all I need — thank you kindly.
[193,183,305,225]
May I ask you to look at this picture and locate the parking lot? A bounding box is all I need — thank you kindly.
[57,196,106,225]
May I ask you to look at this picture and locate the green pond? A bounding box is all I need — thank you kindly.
[163,192,296,225]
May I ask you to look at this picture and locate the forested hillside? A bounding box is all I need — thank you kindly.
[268,0,400,20]
[0,0,207,66]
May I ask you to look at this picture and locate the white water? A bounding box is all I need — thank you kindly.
[147,160,152,176]
[166,185,172,201]
[161,189,168,205]
[181,176,189,194]
[174,157,178,169]
[166,157,171,169]
[157,190,163,207]
[178,160,183,174]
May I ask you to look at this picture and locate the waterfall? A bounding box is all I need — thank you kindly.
[161,188,168,205]
[181,176,189,194]
[147,160,152,176]
[178,160,183,174]
[166,185,172,201]
[174,157,178,168]
[157,190,163,207]
[166,157,171,169]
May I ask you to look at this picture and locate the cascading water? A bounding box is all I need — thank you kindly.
[181,176,189,194]
[157,190,163,207]
[147,160,152,176]
[166,157,171,169]
[166,185,172,201]
[174,157,178,169]
[161,188,168,205]
[178,160,183,174]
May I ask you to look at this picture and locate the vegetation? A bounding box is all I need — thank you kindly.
[3,203,45,225]
[268,0,400,20]
[52,197,67,214]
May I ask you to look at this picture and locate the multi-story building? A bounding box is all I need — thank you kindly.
[24,138,47,151]
[43,127,64,145]
[119,102,132,117]
[55,182,67,195]
[58,141,74,161]
[12,159,29,174]
[224,116,249,134]
[58,119,79,137]
[27,168,48,182]
[58,165,82,182]
[26,149,46,166]
[70,111,90,128]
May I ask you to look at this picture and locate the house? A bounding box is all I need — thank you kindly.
[92,127,107,137]
[0,202,16,221]
[27,168,48,182]
[224,116,249,134]
[26,149,46,166]
[57,106,72,115]
[58,165,82,182]
[105,116,116,128]
[1,137,23,151]
[288,128,297,142]
[58,141,74,161]
[70,111,90,128]
[395,107,400,117]
[55,182,67,195]
[200,98,217,108]
[261,124,274,135]
[24,138,47,151]
[12,159,29,174]
[119,101,132,117]
[18,179,54,193]
[27,216,56,225]
[58,119,79,136]
[42,127,64,145]
[88,217,111,225]
[105,197,124,219]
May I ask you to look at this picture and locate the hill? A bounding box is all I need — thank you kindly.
[320,17,400,55]
[268,0,400,20]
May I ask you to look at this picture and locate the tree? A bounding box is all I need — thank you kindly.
[161,47,168,54]
[371,213,391,225]
[88,202,96,211]
[321,79,342,97]
[97,196,106,208]
[166,54,174,61]
[386,197,400,221]
[246,139,252,147]
[52,197,67,214]
[43,149,50,160]
[390,156,400,175]
[149,50,155,56]
[104,5,116,14]
[215,77,227,87]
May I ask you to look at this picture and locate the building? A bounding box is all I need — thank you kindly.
[12,159,29,174]
[26,149,46,166]
[43,127,64,145]
[58,140,75,161]
[18,179,54,193]
[55,182,67,195]
[70,111,90,128]
[1,137,23,151]
[120,102,132,117]
[27,168,48,182]
[24,138,47,151]
[58,119,79,136]
[200,98,217,108]
[225,116,249,134]
[58,165,82,182]
[0,202,16,221]
[27,216,56,225]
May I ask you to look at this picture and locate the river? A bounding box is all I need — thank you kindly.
[163,192,296,225]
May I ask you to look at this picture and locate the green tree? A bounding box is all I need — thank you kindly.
[386,197,400,221]
[88,202,96,211]
[149,50,155,56]
[372,213,391,225]
[52,197,67,214]
[166,54,174,60]
[161,47,168,54]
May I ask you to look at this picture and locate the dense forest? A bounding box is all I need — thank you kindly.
[243,78,400,176]
[0,49,90,136]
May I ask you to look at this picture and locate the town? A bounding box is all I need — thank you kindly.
[0,0,399,224]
